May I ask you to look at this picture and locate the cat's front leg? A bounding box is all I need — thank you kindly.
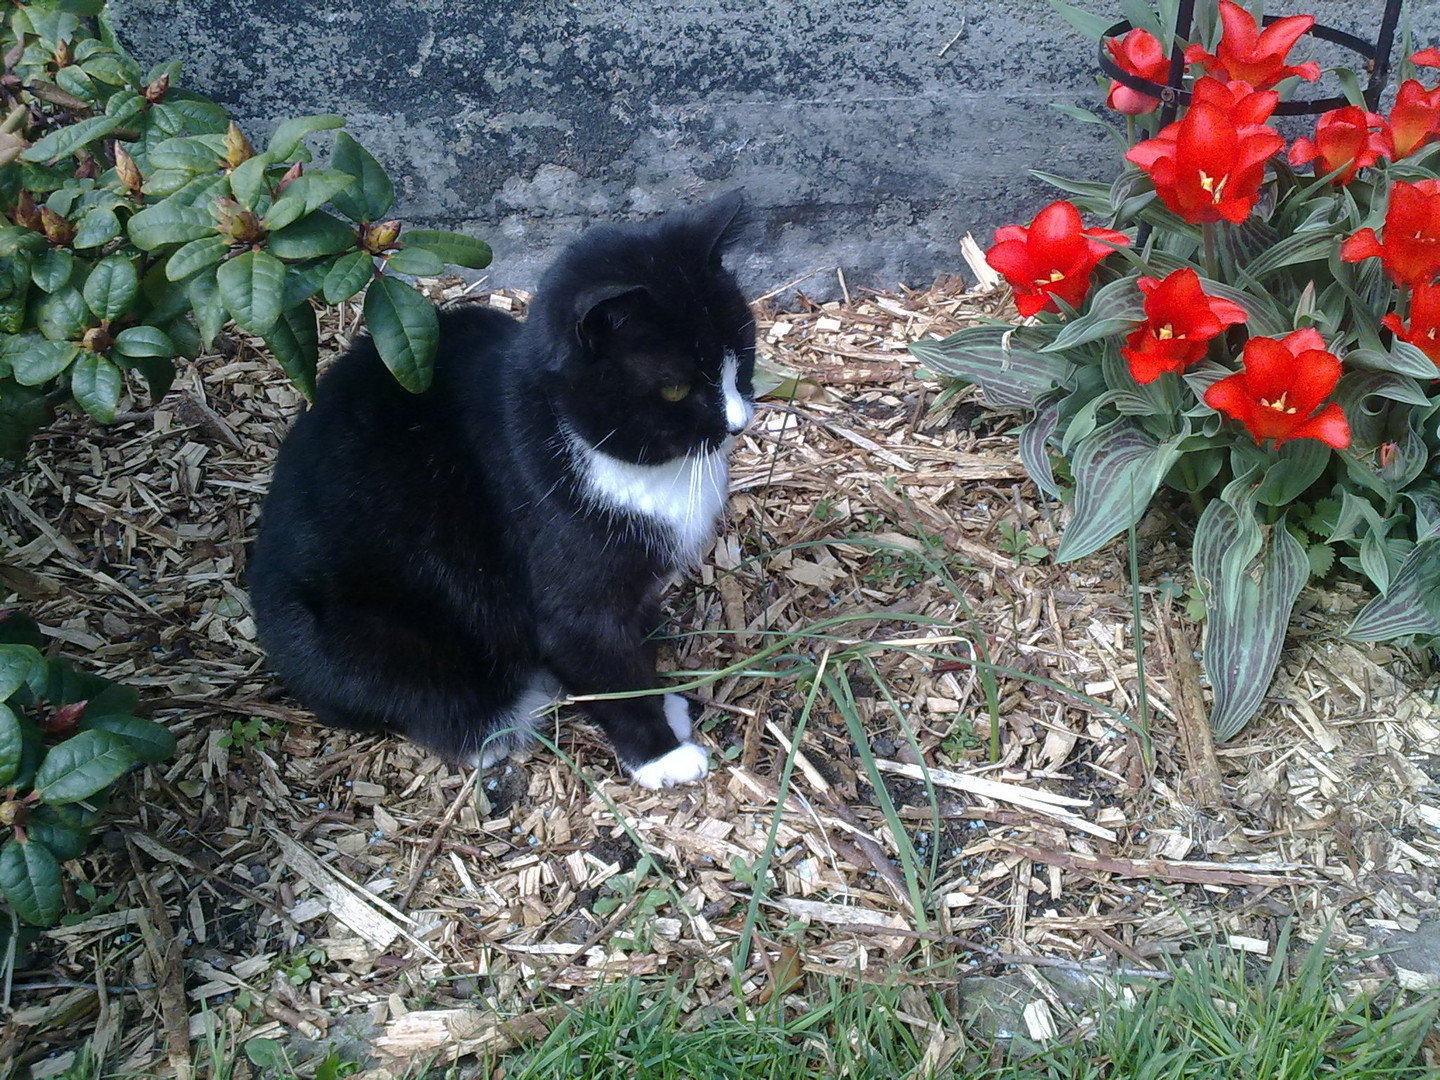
[534,616,709,789]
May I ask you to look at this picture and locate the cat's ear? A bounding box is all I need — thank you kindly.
[695,190,748,263]
[573,284,651,355]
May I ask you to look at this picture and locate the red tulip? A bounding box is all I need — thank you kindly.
[984,201,1129,318]
[1203,329,1350,448]
[1388,79,1440,160]
[1288,106,1392,185]
[1183,1,1321,90]
[1381,283,1440,372]
[1412,47,1440,68]
[1340,179,1440,286]
[1126,80,1285,224]
[1121,268,1249,383]
[1189,76,1281,126]
[1106,29,1169,115]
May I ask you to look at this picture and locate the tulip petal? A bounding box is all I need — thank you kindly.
[1284,403,1349,449]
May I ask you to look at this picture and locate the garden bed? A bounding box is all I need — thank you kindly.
[2,271,1438,1072]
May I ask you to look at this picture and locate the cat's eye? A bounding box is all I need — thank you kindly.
[659,383,691,402]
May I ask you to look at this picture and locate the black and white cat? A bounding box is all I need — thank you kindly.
[247,193,755,789]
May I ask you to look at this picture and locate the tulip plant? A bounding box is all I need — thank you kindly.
[912,0,1440,739]
[0,0,491,459]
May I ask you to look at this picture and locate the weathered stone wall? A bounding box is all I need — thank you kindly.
[108,1,1439,296]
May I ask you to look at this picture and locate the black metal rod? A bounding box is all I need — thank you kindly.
[1097,0,1406,118]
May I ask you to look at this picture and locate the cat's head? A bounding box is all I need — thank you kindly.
[530,191,757,464]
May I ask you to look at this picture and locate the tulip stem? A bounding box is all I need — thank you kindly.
[1201,221,1218,281]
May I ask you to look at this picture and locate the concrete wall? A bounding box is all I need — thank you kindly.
[108,1,1439,298]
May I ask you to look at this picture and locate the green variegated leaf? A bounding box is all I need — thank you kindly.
[329,132,394,222]
[1054,420,1184,561]
[216,249,285,336]
[1243,230,1337,280]
[1017,390,1067,501]
[0,836,63,926]
[1194,494,1309,740]
[364,275,438,393]
[1194,276,1288,337]
[70,353,123,422]
[262,303,319,400]
[400,229,493,270]
[1345,343,1440,381]
[34,729,135,804]
[908,325,1072,409]
[1348,539,1440,641]
[1042,276,1145,352]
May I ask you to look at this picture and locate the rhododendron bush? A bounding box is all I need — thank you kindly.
[911,0,1440,739]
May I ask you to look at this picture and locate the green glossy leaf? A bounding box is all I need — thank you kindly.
[1348,539,1440,641]
[0,703,21,788]
[0,380,54,460]
[188,272,226,351]
[164,235,230,282]
[280,261,329,310]
[259,188,309,232]
[1054,421,1185,561]
[277,170,356,216]
[25,807,89,862]
[0,644,45,703]
[262,303,319,400]
[112,325,176,359]
[400,229,493,270]
[385,245,446,277]
[38,287,89,341]
[20,113,124,164]
[265,114,346,162]
[908,325,1072,408]
[9,336,80,385]
[70,353,123,422]
[1195,492,1309,740]
[364,275,438,393]
[82,255,139,322]
[34,729,135,804]
[127,203,217,250]
[322,250,374,303]
[266,212,356,259]
[72,205,121,249]
[146,134,227,172]
[229,154,270,209]
[81,714,176,765]
[329,132,394,221]
[32,249,75,293]
[216,249,285,335]
[0,837,63,926]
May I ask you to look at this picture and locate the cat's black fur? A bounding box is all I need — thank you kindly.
[248,193,755,788]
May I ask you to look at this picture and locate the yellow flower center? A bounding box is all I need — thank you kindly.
[1259,392,1298,415]
[1198,170,1228,204]
[1034,269,1066,286]
[1156,324,1176,340]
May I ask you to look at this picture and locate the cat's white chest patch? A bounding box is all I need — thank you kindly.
[570,435,731,564]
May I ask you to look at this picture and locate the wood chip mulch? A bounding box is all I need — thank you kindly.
[2,267,1438,1073]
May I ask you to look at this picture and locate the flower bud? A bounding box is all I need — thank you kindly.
[143,72,170,105]
[275,161,303,193]
[216,198,264,244]
[0,799,28,829]
[362,219,401,253]
[39,205,75,246]
[43,701,87,737]
[224,121,254,168]
[82,326,114,354]
[114,141,142,194]
[11,188,42,232]
[53,39,72,69]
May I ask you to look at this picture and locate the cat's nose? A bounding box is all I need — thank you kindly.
[724,395,753,436]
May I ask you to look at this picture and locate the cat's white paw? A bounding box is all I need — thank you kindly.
[630,742,709,790]
[663,693,694,741]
